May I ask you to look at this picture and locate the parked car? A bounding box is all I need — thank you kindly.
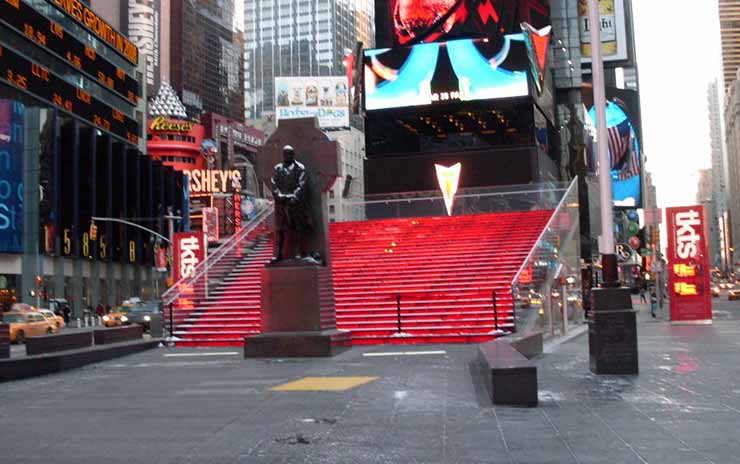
[729,289,740,301]
[38,309,65,329]
[2,312,57,343]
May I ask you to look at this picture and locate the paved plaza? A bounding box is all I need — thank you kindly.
[1,298,739,463]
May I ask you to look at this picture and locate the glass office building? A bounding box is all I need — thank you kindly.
[243,0,372,119]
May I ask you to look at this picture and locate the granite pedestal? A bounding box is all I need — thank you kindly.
[244,264,350,358]
[588,287,639,375]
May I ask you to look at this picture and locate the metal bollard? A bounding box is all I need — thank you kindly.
[76,318,81,329]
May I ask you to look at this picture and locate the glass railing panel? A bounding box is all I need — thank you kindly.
[510,178,582,338]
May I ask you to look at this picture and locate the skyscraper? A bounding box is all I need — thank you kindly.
[172,0,245,121]
[243,0,372,120]
[720,0,740,89]
[708,80,728,266]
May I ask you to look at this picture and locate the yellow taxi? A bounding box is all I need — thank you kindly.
[102,306,132,327]
[2,311,58,343]
[38,309,66,330]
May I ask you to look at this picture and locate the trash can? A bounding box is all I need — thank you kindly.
[149,313,164,338]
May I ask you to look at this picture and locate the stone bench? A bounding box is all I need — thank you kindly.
[477,332,542,407]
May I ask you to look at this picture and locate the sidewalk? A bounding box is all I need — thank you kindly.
[0,298,737,463]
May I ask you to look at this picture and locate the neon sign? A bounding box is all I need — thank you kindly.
[182,169,241,194]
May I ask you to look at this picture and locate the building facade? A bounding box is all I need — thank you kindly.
[326,127,365,222]
[243,0,371,120]
[707,80,728,267]
[0,0,186,315]
[724,75,740,268]
[171,0,244,121]
[720,0,740,90]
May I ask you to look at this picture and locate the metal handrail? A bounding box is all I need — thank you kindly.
[342,186,570,207]
[162,204,273,306]
[510,176,579,287]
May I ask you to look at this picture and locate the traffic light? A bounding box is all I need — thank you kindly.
[89,222,98,241]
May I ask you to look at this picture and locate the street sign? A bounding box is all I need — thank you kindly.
[616,243,632,262]
[666,205,711,323]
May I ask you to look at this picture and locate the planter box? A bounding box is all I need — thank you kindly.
[26,331,93,356]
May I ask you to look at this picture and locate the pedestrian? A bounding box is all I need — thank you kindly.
[639,284,647,303]
[96,302,105,317]
[105,304,112,314]
[650,290,658,318]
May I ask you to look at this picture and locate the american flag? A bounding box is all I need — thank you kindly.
[607,120,639,180]
[607,120,631,169]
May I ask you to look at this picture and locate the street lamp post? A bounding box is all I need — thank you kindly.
[586,0,638,375]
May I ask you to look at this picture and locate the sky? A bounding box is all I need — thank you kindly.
[632,0,723,207]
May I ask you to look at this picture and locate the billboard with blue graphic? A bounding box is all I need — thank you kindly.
[0,99,23,253]
[587,100,641,208]
[363,35,530,111]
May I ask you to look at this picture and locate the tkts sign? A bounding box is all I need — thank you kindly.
[666,206,712,323]
[172,232,206,282]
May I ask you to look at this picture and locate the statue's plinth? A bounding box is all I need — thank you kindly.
[244,264,350,357]
[588,287,639,375]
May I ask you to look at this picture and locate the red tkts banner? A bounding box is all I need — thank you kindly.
[172,232,206,282]
[665,205,712,322]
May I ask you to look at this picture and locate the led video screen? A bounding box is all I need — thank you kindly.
[374,0,551,48]
[364,36,530,111]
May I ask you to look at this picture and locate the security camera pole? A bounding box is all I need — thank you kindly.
[587,0,638,375]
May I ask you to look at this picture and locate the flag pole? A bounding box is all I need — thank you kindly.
[588,0,618,285]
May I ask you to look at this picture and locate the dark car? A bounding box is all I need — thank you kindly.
[123,302,161,332]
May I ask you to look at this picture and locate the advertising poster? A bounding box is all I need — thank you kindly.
[203,207,219,243]
[128,0,161,96]
[374,0,550,48]
[275,76,350,128]
[172,232,205,282]
[578,0,628,63]
[0,99,23,253]
[586,100,641,207]
[364,36,529,111]
[666,205,712,323]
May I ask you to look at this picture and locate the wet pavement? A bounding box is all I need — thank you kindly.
[0,296,739,463]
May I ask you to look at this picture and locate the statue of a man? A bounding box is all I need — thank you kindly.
[271,145,311,261]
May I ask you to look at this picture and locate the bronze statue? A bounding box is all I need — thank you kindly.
[271,145,313,262]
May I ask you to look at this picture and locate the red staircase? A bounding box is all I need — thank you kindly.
[172,235,273,346]
[171,210,552,346]
[330,211,553,344]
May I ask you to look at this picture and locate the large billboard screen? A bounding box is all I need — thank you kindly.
[364,35,529,111]
[666,205,712,322]
[578,0,628,63]
[585,98,641,208]
[0,99,23,253]
[275,77,350,128]
[374,0,550,48]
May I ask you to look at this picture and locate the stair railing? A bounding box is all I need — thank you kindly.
[161,204,273,338]
[510,177,581,337]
